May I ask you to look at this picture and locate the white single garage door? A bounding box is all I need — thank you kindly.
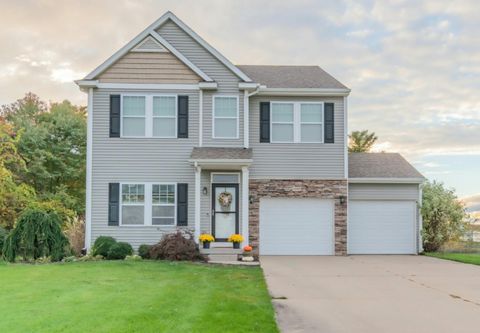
[259,198,334,255]
[348,200,417,254]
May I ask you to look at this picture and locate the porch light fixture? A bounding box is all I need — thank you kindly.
[202,187,208,195]
[339,195,346,205]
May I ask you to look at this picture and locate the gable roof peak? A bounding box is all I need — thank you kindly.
[81,11,251,83]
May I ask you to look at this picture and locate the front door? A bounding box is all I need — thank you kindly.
[212,184,239,241]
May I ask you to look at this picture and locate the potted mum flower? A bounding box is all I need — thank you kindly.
[228,234,244,249]
[199,234,215,249]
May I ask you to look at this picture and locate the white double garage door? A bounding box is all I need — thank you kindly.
[259,198,417,255]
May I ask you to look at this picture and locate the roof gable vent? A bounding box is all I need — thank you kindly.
[132,36,168,53]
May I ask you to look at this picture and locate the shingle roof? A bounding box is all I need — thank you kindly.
[190,147,253,160]
[236,65,348,89]
[349,153,424,179]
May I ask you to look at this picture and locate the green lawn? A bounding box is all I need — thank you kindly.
[0,260,278,333]
[425,252,480,266]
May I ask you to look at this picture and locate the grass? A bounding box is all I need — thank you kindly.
[425,252,480,266]
[0,260,278,333]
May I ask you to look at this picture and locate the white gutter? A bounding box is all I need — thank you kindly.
[85,88,93,250]
[348,177,425,184]
[256,87,351,97]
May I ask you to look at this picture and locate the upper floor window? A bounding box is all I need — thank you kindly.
[271,102,324,143]
[122,96,146,137]
[213,96,238,139]
[121,95,177,138]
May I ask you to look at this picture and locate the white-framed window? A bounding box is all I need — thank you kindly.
[270,101,324,143]
[121,94,177,138]
[121,184,145,225]
[122,96,146,137]
[300,103,323,143]
[271,102,294,143]
[153,96,177,138]
[119,182,177,226]
[152,184,176,225]
[213,96,239,139]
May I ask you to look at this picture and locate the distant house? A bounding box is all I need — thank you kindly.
[76,11,424,256]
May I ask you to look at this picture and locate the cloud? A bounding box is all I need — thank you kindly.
[0,0,478,195]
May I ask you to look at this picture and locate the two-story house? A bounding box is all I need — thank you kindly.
[76,11,424,256]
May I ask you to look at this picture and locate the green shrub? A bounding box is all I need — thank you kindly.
[2,208,69,262]
[91,236,117,257]
[107,242,133,260]
[138,244,152,259]
[35,256,52,264]
[78,254,104,262]
[62,256,77,263]
[0,226,7,256]
[125,255,142,261]
[149,231,206,262]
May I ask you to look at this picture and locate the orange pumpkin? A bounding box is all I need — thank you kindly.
[243,245,253,252]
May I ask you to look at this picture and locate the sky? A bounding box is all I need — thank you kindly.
[0,0,479,209]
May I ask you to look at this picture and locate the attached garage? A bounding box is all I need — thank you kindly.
[259,198,334,255]
[348,200,417,254]
[347,153,425,255]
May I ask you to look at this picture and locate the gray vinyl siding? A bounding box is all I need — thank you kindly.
[249,96,346,179]
[349,183,420,201]
[157,20,243,147]
[90,88,199,249]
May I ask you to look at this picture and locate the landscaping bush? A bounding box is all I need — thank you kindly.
[125,255,142,261]
[64,217,85,256]
[2,207,69,262]
[138,244,152,259]
[0,226,7,256]
[91,236,117,257]
[149,231,206,262]
[78,254,104,262]
[107,242,133,260]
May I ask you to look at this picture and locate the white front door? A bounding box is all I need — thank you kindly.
[259,198,335,255]
[348,200,417,254]
[212,184,239,241]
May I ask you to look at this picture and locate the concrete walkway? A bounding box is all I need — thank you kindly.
[261,255,480,333]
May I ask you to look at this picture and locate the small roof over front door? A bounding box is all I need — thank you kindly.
[189,147,252,170]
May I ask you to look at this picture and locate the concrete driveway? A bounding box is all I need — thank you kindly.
[261,255,480,333]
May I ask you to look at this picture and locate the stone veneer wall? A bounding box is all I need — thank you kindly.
[249,179,348,256]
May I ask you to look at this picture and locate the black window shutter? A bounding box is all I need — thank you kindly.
[177,96,189,138]
[108,183,120,226]
[259,102,270,143]
[177,183,188,226]
[110,95,121,138]
[324,103,334,143]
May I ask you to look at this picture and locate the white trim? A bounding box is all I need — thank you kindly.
[85,88,93,250]
[189,158,252,164]
[243,90,249,148]
[348,177,425,184]
[241,166,249,247]
[239,82,259,90]
[119,182,177,227]
[194,165,201,243]
[83,11,250,82]
[97,83,200,90]
[75,80,99,88]
[199,90,203,147]
[344,96,348,179]
[210,172,241,184]
[166,12,252,82]
[120,94,178,138]
[257,88,350,97]
[212,95,239,139]
[418,185,423,253]
[131,35,168,53]
[149,31,212,82]
[198,82,218,90]
[270,101,324,144]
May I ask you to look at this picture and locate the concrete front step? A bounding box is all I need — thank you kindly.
[200,247,242,255]
[207,254,239,262]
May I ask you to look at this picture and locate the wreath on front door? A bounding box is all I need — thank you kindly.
[218,191,232,209]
